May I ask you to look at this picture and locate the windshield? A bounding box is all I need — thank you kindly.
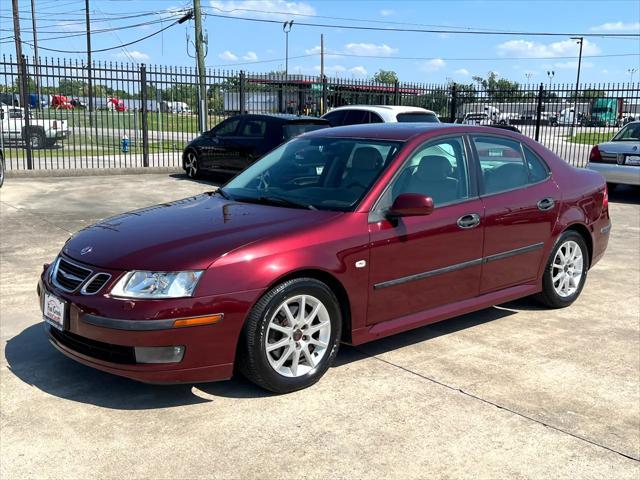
[223,137,403,211]
[396,112,439,123]
[612,123,640,141]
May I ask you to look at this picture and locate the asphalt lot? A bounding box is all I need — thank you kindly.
[1,174,639,479]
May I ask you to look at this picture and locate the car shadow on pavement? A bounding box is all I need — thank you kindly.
[334,305,518,365]
[608,185,640,205]
[169,173,228,187]
[5,323,271,410]
[6,306,519,408]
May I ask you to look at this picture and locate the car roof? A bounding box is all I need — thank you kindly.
[325,105,436,115]
[302,122,529,142]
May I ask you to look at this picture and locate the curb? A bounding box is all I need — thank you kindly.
[5,167,183,178]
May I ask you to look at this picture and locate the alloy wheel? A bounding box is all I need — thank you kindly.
[185,152,198,177]
[265,294,331,378]
[551,240,584,298]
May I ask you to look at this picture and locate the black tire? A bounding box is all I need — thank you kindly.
[536,231,590,309]
[237,277,342,393]
[183,150,201,178]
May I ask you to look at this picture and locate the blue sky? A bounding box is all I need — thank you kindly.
[3,0,640,84]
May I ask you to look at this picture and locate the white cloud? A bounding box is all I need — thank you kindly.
[344,42,398,56]
[454,68,469,76]
[242,51,258,60]
[349,66,368,76]
[305,45,321,55]
[210,0,315,21]
[218,50,239,61]
[57,21,84,32]
[497,39,600,58]
[591,21,640,32]
[420,58,446,72]
[601,69,609,75]
[116,50,150,61]
[380,9,395,16]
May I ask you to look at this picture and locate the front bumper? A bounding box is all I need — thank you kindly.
[38,273,261,384]
[586,162,640,186]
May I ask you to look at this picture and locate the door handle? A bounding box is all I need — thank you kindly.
[537,197,555,211]
[457,213,481,229]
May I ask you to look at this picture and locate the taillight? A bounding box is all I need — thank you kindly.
[603,184,609,210]
[589,145,602,162]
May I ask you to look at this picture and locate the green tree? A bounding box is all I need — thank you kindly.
[472,71,521,101]
[568,88,607,101]
[373,69,399,84]
[58,78,88,96]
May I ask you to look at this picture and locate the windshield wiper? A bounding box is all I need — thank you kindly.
[234,194,316,210]
[216,188,232,200]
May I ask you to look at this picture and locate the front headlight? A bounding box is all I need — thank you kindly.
[110,271,203,299]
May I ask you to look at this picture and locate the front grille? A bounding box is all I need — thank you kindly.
[48,326,136,364]
[81,273,111,294]
[53,258,92,292]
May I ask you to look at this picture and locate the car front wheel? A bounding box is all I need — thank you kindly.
[238,278,342,393]
[537,231,589,308]
[184,151,200,178]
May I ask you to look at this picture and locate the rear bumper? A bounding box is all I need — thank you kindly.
[586,162,640,186]
[38,275,261,384]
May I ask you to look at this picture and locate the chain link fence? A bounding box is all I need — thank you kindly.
[1,54,638,171]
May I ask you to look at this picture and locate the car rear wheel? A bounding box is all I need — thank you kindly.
[184,151,200,178]
[238,278,342,393]
[536,231,589,308]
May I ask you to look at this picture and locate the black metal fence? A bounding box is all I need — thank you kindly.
[1,54,639,171]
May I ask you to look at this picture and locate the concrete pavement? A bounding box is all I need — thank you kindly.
[1,174,638,479]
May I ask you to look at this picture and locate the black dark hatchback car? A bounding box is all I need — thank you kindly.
[182,114,329,178]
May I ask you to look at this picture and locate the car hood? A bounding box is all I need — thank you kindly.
[62,193,341,271]
[597,141,640,154]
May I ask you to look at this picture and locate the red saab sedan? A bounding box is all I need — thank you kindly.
[38,124,611,393]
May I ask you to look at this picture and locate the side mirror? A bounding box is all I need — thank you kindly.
[389,193,434,217]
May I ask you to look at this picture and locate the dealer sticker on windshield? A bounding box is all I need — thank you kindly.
[44,292,65,331]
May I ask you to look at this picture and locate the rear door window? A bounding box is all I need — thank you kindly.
[283,122,329,139]
[342,110,369,125]
[472,136,529,194]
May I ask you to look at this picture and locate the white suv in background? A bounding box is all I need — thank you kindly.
[321,105,440,126]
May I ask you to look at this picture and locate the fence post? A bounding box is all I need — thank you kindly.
[394,81,400,106]
[534,83,544,142]
[140,64,149,168]
[239,70,246,114]
[20,55,33,170]
[449,83,457,123]
[321,75,328,115]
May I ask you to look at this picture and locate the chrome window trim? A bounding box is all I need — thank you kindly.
[373,242,545,289]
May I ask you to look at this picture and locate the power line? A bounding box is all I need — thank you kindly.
[19,11,192,54]
[323,52,640,61]
[205,12,640,38]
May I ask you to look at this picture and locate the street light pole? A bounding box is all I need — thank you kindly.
[570,37,583,136]
[546,70,555,89]
[629,68,638,83]
[283,20,293,77]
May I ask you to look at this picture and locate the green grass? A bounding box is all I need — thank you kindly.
[36,110,225,134]
[566,131,613,145]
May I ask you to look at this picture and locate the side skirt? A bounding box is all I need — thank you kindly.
[349,283,539,346]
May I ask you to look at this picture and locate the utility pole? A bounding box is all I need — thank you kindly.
[30,0,42,109]
[85,0,94,127]
[320,34,324,81]
[570,37,583,136]
[11,0,26,107]
[283,20,293,77]
[193,0,207,132]
[320,33,325,114]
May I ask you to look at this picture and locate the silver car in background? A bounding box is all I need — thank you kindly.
[587,121,640,188]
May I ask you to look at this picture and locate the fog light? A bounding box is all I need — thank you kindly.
[135,346,185,364]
